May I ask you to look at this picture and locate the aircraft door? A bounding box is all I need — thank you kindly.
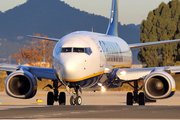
[99,42,105,71]
[91,37,105,71]
[100,49,104,67]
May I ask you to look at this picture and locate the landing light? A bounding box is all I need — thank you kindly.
[105,68,110,71]
[98,83,102,86]
[98,83,106,92]
[120,71,126,75]
[101,86,106,92]
[104,68,111,73]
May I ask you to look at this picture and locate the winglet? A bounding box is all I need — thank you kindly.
[106,0,119,36]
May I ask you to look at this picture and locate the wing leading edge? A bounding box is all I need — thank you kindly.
[27,35,59,42]
[0,64,57,80]
[129,39,180,49]
[116,66,180,81]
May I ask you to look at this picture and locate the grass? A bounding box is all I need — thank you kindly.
[0,71,180,92]
[0,71,7,92]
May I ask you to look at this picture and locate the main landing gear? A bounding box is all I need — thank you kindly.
[70,86,82,105]
[44,80,66,105]
[126,81,145,105]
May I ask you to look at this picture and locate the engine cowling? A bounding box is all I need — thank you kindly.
[5,70,37,99]
[144,71,175,100]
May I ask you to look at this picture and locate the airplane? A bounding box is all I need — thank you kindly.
[1,0,180,106]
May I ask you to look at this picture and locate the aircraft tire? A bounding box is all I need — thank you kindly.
[70,96,75,105]
[59,92,66,105]
[47,92,54,105]
[75,96,82,105]
[127,92,133,105]
[138,92,145,105]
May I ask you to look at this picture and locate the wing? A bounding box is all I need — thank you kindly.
[129,39,180,49]
[27,35,59,42]
[0,64,57,80]
[116,66,180,81]
[103,66,179,100]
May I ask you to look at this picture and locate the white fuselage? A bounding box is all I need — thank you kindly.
[53,31,132,89]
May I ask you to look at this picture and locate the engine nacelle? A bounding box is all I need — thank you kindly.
[5,70,37,99]
[144,71,175,100]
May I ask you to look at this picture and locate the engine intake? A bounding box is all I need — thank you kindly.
[146,76,169,96]
[5,70,37,99]
[144,71,175,100]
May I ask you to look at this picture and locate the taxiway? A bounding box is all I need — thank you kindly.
[0,91,180,119]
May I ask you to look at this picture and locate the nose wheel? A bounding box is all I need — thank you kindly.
[76,96,82,105]
[70,96,75,105]
[70,86,82,105]
[70,95,82,105]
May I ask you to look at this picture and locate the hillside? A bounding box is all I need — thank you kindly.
[126,24,141,30]
[0,0,140,63]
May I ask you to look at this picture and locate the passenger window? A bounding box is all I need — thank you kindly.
[85,48,92,55]
[61,48,72,52]
[73,48,84,53]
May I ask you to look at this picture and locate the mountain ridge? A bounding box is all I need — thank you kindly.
[0,0,141,63]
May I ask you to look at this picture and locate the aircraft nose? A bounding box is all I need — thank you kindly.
[60,55,83,81]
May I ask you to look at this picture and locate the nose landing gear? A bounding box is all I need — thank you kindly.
[70,86,82,105]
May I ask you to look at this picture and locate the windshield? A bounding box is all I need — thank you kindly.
[73,48,84,52]
[61,48,72,52]
[61,47,92,55]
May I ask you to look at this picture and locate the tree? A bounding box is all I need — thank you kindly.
[11,33,54,67]
[138,0,180,67]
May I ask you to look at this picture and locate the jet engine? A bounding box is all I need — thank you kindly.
[144,71,175,100]
[5,70,37,99]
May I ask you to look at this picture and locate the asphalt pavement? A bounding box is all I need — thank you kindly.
[0,91,180,119]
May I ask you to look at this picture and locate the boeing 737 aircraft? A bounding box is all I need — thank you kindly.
[1,0,180,106]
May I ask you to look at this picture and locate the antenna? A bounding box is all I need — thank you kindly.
[91,27,93,32]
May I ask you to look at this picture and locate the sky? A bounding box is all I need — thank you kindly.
[0,0,171,25]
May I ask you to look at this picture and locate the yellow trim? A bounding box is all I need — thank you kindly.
[63,71,104,82]
[60,63,132,82]
[172,88,176,91]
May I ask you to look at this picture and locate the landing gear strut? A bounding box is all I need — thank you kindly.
[126,81,145,105]
[70,86,82,105]
[45,80,66,105]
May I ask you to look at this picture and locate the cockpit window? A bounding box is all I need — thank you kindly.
[73,48,84,53]
[61,48,72,52]
[85,48,92,55]
[60,47,92,55]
